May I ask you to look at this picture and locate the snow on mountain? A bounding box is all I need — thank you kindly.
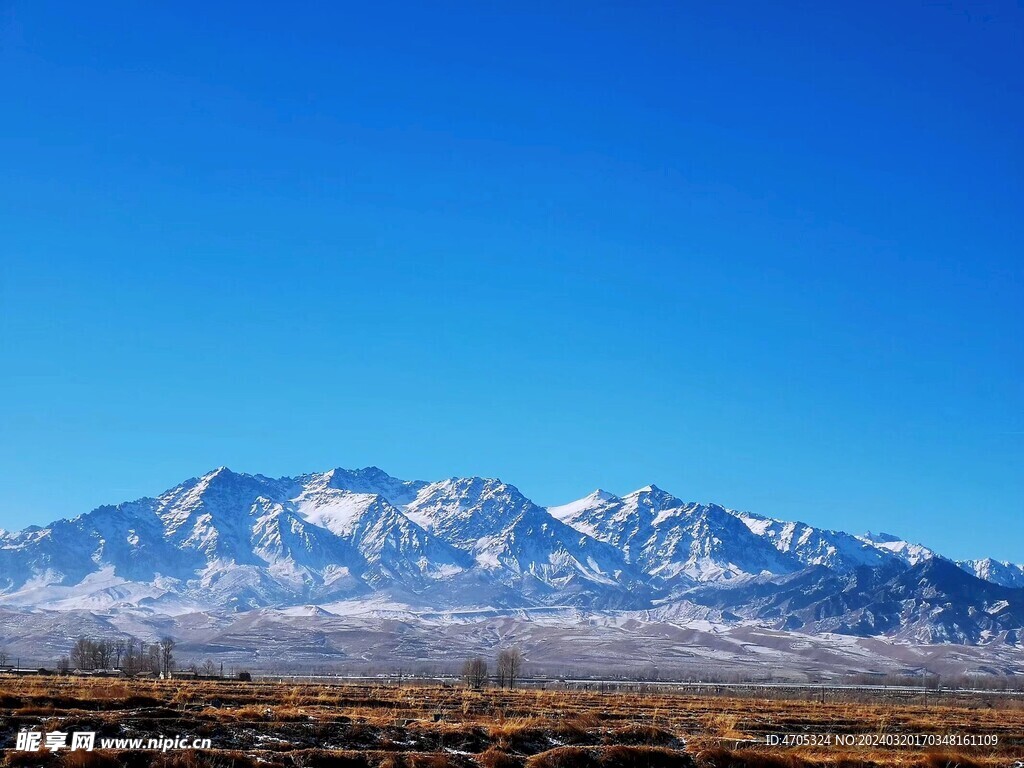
[857,531,936,565]
[684,557,1024,644]
[0,467,428,610]
[732,511,893,570]
[0,466,1019,646]
[0,468,642,612]
[547,489,619,539]
[551,486,938,584]
[306,466,428,507]
[291,481,470,588]
[404,477,643,606]
[957,558,1024,589]
[155,468,296,568]
[0,496,196,593]
[550,485,796,584]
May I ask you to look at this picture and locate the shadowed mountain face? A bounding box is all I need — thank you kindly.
[685,558,1024,643]
[0,466,1021,647]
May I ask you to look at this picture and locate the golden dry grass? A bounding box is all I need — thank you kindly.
[0,676,1020,768]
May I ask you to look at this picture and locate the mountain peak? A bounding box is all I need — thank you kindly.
[185,466,257,496]
[431,475,510,496]
[353,465,388,477]
[627,483,680,497]
[316,467,427,508]
[623,484,680,505]
[327,465,394,481]
[862,531,901,543]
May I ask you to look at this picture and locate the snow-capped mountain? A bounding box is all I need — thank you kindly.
[957,558,1024,589]
[291,473,469,588]
[0,467,646,612]
[0,466,1021,647]
[550,486,794,584]
[403,477,641,605]
[550,487,911,581]
[856,531,936,565]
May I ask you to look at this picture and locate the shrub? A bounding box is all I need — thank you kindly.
[60,753,122,768]
[6,751,58,767]
[694,749,805,768]
[476,750,524,768]
[917,755,985,768]
[608,725,681,747]
[288,750,370,768]
[599,746,694,768]
[526,748,599,768]
[148,754,242,768]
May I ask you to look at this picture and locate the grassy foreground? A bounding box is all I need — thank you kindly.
[0,677,1021,767]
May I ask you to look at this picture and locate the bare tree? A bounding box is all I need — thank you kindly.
[496,653,507,689]
[123,637,138,674]
[114,639,126,670]
[461,657,489,689]
[159,637,175,676]
[57,656,70,674]
[70,637,92,670]
[68,637,120,671]
[496,648,524,689]
[142,640,157,673]
[97,639,113,669]
[0,648,8,667]
[200,659,217,677]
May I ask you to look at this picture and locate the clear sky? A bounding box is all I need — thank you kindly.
[1,2,1021,561]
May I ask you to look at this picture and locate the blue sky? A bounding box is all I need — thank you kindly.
[1,2,1021,560]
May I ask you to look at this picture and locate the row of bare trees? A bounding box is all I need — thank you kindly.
[61,636,175,675]
[461,648,523,689]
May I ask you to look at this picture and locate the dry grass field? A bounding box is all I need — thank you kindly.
[0,676,1021,768]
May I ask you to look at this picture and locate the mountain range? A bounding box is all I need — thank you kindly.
[1,466,1022,658]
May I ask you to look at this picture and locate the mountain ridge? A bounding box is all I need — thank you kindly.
[0,466,1020,648]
